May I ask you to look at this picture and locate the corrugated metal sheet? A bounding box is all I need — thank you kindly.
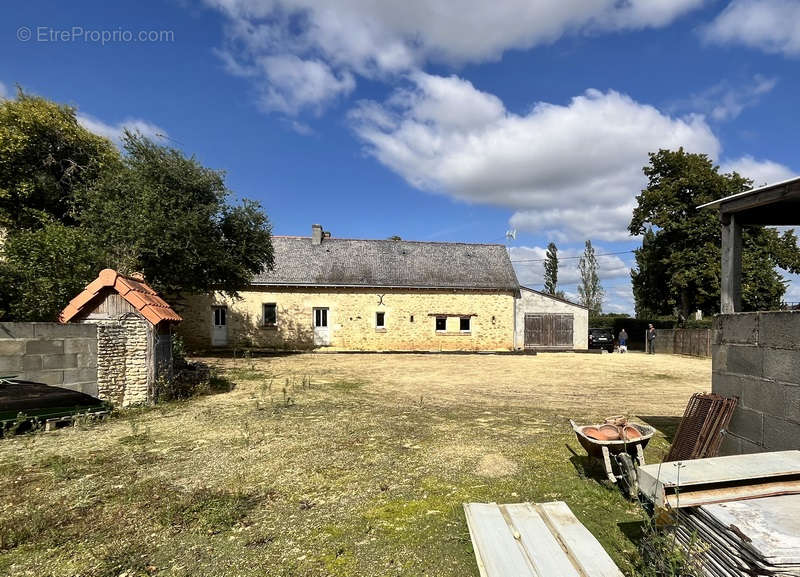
[676,494,800,577]
[639,450,800,509]
[463,502,624,577]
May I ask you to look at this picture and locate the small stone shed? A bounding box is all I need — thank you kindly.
[59,269,182,406]
[698,177,800,454]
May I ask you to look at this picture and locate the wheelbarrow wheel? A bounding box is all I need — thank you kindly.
[615,453,638,499]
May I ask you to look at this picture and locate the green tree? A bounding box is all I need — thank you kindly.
[629,148,800,317]
[544,242,558,295]
[0,88,120,229]
[0,222,104,320]
[82,132,274,297]
[0,92,275,321]
[578,240,604,314]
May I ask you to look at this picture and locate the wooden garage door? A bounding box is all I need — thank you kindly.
[524,314,573,349]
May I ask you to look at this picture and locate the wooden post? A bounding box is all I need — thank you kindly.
[721,213,742,313]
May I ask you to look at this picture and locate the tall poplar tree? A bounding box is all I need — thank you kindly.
[543,242,559,295]
[578,240,604,314]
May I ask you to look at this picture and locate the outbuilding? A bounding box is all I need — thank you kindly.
[59,269,182,406]
[515,286,589,351]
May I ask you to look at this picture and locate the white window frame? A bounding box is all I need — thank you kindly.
[375,311,386,329]
[435,316,447,332]
[459,316,471,333]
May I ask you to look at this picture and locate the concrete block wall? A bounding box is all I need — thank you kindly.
[712,311,800,455]
[0,323,98,396]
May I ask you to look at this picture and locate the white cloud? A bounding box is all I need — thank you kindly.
[351,74,720,241]
[720,155,797,187]
[207,0,705,114]
[784,273,800,302]
[250,54,356,115]
[680,75,777,121]
[510,244,633,311]
[77,114,166,146]
[704,0,800,56]
[0,82,8,100]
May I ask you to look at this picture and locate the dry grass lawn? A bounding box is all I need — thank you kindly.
[0,352,710,577]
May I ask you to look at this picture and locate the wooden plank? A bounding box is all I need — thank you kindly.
[538,502,625,577]
[465,502,624,577]
[503,503,581,577]
[463,503,534,577]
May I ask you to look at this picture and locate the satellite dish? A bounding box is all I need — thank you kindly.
[505,229,517,240]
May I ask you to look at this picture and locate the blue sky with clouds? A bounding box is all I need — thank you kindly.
[2,0,799,313]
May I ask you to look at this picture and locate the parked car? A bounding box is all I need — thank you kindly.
[588,328,614,352]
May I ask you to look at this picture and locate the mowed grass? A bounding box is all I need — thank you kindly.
[0,352,710,577]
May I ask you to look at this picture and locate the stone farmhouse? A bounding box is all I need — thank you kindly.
[178,224,588,352]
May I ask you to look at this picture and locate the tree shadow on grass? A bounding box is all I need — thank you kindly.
[637,416,682,443]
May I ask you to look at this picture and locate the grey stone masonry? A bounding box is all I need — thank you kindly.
[0,322,98,396]
[713,311,800,455]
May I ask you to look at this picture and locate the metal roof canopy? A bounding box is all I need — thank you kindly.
[698,175,800,225]
[697,176,800,312]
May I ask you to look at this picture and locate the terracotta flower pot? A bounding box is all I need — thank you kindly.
[598,424,621,440]
[622,425,642,440]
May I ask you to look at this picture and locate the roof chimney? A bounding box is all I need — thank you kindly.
[311,224,324,245]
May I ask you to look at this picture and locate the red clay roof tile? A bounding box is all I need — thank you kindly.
[59,269,182,325]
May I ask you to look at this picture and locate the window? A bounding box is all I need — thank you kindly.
[314,308,328,327]
[213,307,226,326]
[460,317,471,332]
[376,311,385,329]
[263,303,277,327]
[435,316,447,331]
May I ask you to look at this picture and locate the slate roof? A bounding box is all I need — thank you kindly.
[254,237,520,292]
[60,269,182,325]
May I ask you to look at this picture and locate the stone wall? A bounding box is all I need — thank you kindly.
[712,311,800,455]
[83,316,150,406]
[514,288,588,349]
[0,323,97,396]
[178,287,516,351]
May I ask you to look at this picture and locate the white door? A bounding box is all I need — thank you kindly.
[211,306,228,346]
[313,307,330,346]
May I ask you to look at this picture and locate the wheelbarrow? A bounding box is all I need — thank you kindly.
[570,419,655,498]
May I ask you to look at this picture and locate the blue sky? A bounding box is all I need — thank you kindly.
[2,0,799,313]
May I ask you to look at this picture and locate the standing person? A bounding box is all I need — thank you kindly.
[618,328,628,353]
[647,324,656,354]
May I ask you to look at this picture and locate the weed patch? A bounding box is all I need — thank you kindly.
[156,488,256,534]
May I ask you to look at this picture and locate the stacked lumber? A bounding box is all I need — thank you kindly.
[676,494,800,577]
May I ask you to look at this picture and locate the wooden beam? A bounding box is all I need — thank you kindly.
[721,213,742,313]
[720,181,800,216]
